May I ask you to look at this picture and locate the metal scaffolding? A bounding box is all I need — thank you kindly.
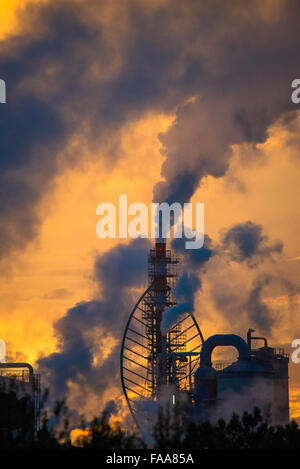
[121,240,204,426]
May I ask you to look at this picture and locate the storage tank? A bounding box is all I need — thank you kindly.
[194,332,289,424]
[248,329,289,424]
[194,366,217,422]
[250,346,289,424]
[195,334,252,423]
[217,356,274,422]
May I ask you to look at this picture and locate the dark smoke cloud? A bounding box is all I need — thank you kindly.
[2,0,299,261]
[0,0,203,262]
[161,272,201,336]
[103,399,118,420]
[173,272,201,307]
[211,222,286,334]
[221,221,283,267]
[243,275,274,334]
[172,234,214,269]
[172,223,286,336]
[207,270,276,335]
[172,221,282,272]
[38,238,150,409]
[153,0,300,203]
[159,236,215,333]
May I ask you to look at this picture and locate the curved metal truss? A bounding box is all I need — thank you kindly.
[120,282,204,425]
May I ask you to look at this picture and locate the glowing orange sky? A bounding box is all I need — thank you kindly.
[0,0,43,38]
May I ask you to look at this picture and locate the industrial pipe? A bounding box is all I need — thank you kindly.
[247,328,268,349]
[200,334,251,367]
[0,362,34,382]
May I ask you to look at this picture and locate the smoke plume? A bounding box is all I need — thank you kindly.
[221,221,283,267]
[38,238,150,418]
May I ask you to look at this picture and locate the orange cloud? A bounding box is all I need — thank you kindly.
[0,111,173,367]
[0,0,44,39]
[290,385,300,421]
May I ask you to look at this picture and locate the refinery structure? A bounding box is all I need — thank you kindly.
[0,238,290,438]
[0,361,40,435]
[121,238,290,428]
[121,239,204,421]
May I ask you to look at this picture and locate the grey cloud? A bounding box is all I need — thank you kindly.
[243,275,274,334]
[221,221,283,267]
[2,0,299,262]
[153,0,300,203]
[37,238,150,408]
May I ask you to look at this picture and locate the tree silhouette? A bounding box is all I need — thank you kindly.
[1,385,300,449]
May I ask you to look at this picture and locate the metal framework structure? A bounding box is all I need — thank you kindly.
[121,240,204,425]
[0,362,41,432]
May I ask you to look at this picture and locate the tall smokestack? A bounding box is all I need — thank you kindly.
[153,238,168,388]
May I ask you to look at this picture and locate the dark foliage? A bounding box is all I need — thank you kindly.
[0,385,300,449]
[0,380,35,449]
[153,403,300,449]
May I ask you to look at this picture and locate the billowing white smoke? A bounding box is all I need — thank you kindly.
[135,384,185,447]
[160,302,191,335]
[211,380,274,425]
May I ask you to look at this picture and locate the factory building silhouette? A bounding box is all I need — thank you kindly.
[194,330,289,425]
[121,238,289,427]
[0,362,40,437]
[0,238,289,438]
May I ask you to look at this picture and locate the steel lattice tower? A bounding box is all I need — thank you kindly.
[121,239,204,425]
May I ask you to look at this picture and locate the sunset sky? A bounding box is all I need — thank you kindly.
[0,0,300,424]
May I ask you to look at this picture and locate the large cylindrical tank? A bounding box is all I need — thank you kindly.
[251,346,289,425]
[194,333,289,424]
[194,366,217,423]
[271,357,289,425]
[217,358,274,421]
[194,334,277,423]
[194,334,250,423]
